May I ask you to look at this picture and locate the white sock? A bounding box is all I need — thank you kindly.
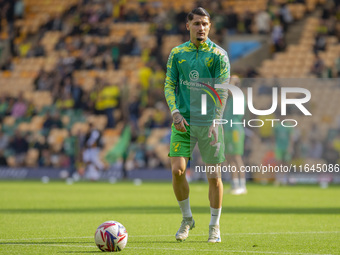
[232,178,239,189]
[178,198,192,218]
[209,207,222,226]
[240,178,246,189]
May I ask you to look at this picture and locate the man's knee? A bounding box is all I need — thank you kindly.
[208,177,222,187]
[171,157,188,178]
[172,167,186,177]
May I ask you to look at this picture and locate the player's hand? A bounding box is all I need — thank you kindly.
[173,112,189,132]
[208,124,219,145]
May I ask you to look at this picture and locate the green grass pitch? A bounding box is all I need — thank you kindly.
[0,181,339,254]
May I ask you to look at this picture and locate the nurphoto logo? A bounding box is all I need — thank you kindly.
[200,83,312,128]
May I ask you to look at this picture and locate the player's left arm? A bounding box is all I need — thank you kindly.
[208,51,230,145]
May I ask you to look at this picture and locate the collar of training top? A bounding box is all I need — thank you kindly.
[188,38,212,51]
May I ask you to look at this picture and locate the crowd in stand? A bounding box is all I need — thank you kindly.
[311,3,340,77]
[1,0,340,177]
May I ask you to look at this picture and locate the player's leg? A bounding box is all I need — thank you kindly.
[169,125,195,241]
[226,155,240,193]
[195,125,225,243]
[206,167,223,243]
[206,165,223,208]
[274,148,287,185]
[171,157,191,212]
[171,156,190,208]
[228,129,246,194]
[234,154,247,194]
[225,130,240,193]
[171,156,195,241]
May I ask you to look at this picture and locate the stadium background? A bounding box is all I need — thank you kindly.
[0,0,339,184]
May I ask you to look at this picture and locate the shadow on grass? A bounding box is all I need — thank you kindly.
[0,241,92,245]
[59,252,100,254]
[0,206,339,214]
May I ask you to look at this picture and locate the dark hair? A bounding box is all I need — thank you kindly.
[187,7,210,22]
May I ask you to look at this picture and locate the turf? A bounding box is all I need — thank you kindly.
[0,181,339,255]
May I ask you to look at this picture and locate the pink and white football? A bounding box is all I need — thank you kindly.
[94,221,128,252]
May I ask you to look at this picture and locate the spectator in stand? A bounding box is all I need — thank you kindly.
[332,133,340,154]
[18,39,32,57]
[212,9,226,36]
[150,64,166,104]
[11,93,27,119]
[246,68,258,78]
[56,90,75,110]
[111,43,120,70]
[279,3,293,32]
[35,71,53,91]
[314,33,327,53]
[128,94,141,132]
[255,9,271,34]
[82,123,104,181]
[32,135,49,166]
[274,117,293,185]
[311,53,325,77]
[14,0,24,20]
[271,21,285,52]
[0,150,7,166]
[0,126,9,152]
[43,111,63,135]
[138,62,153,107]
[95,83,120,128]
[321,5,332,20]
[0,95,9,121]
[308,138,323,159]
[176,7,187,28]
[70,82,83,109]
[244,10,254,34]
[63,130,79,175]
[1,58,14,71]
[120,31,136,55]
[225,6,238,35]
[316,19,328,35]
[49,14,63,31]
[149,102,170,128]
[40,148,52,167]
[335,54,340,77]
[323,141,339,165]
[155,23,166,49]
[8,130,29,166]
[3,0,15,35]
[28,39,45,57]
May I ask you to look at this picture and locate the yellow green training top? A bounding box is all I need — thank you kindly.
[164,38,230,126]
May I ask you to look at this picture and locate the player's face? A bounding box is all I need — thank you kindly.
[186,15,211,45]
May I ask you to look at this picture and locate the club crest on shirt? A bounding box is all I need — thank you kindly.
[172,142,181,152]
[205,57,213,67]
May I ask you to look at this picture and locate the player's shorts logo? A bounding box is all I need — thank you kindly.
[189,70,199,81]
[172,142,181,152]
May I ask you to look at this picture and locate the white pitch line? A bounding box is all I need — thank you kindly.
[130,231,340,238]
[0,243,94,248]
[0,236,93,242]
[125,246,335,255]
[0,243,335,255]
[0,231,338,242]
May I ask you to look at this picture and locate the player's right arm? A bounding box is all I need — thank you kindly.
[164,48,188,132]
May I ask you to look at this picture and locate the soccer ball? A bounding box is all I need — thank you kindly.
[94,221,128,252]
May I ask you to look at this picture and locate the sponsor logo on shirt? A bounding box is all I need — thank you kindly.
[189,70,199,81]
